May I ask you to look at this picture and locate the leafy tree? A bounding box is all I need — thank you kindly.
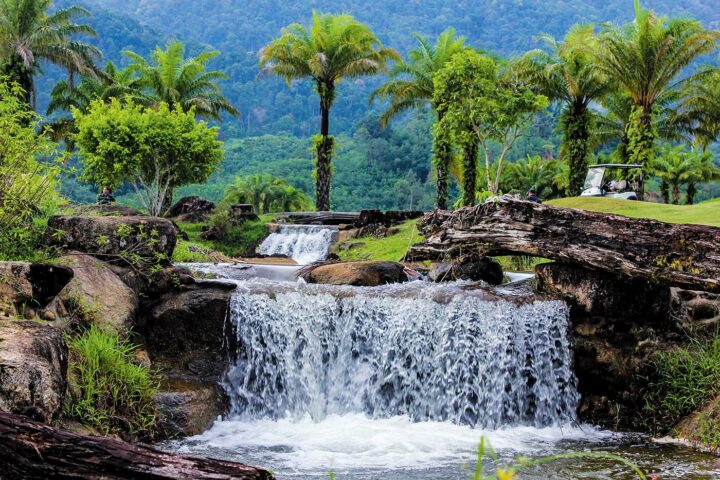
[371,28,468,208]
[74,99,223,215]
[0,0,101,108]
[518,25,610,196]
[597,1,719,174]
[434,50,548,200]
[260,12,399,211]
[223,174,312,214]
[675,65,720,150]
[0,80,61,260]
[124,40,238,120]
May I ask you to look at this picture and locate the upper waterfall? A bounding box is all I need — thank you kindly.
[258,224,336,264]
[223,280,578,429]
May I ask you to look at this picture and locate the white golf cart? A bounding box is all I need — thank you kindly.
[580,164,644,200]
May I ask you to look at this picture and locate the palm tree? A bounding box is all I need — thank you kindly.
[260,12,399,211]
[0,0,101,109]
[650,145,719,204]
[45,61,136,148]
[124,40,238,120]
[223,174,312,214]
[518,25,610,196]
[597,0,719,176]
[674,66,720,150]
[683,150,720,205]
[502,155,566,199]
[371,28,468,209]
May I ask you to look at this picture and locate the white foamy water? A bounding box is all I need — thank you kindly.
[259,225,336,264]
[176,414,611,475]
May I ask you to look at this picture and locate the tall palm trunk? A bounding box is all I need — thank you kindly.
[686,182,696,205]
[433,109,450,210]
[562,102,590,196]
[315,82,335,211]
[461,136,478,206]
[627,105,654,200]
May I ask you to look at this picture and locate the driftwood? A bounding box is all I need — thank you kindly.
[408,197,720,292]
[0,412,274,480]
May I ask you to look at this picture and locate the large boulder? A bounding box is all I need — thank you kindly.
[534,262,715,430]
[156,377,228,438]
[47,215,176,266]
[138,283,237,379]
[166,196,215,223]
[429,255,503,285]
[0,262,73,318]
[56,254,138,333]
[0,319,67,424]
[302,261,408,286]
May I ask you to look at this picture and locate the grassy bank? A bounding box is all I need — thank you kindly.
[548,197,720,227]
[173,215,273,263]
[335,220,422,262]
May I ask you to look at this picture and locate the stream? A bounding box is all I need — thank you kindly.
[163,262,720,479]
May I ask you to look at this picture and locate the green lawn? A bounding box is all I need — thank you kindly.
[548,197,720,227]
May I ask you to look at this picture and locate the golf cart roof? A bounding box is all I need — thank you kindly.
[588,164,643,169]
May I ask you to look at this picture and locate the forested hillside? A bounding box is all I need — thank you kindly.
[48,0,720,209]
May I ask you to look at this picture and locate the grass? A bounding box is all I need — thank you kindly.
[66,325,160,439]
[335,219,423,262]
[174,215,273,262]
[644,334,720,434]
[548,197,720,227]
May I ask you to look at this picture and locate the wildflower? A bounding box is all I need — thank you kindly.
[496,468,516,480]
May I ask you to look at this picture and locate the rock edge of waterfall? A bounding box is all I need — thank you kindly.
[411,197,720,441]
[0,200,718,473]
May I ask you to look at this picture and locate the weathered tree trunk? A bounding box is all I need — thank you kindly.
[408,197,720,292]
[0,412,274,479]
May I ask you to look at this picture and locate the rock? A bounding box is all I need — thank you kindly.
[302,261,408,286]
[156,378,227,438]
[56,254,138,333]
[138,284,236,379]
[535,262,691,430]
[47,215,176,266]
[69,205,144,217]
[0,319,67,424]
[429,255,503,285]
[0,262,74,317]
[166,196,216,223]
[673,394,720,453]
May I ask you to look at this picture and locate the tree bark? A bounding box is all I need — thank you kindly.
[408,197,720,292]
[0,411,274,479]
[315,81,335,212]
[461,137,478,206]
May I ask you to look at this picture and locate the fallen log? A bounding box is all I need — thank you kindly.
[0,412,274,479]
[408,197,720,292]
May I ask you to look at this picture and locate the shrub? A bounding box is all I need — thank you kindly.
[0,80,63,260]
[644,334,720,433]
[66,325,159,438]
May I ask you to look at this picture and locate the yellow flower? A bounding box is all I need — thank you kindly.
[496,468,516,480]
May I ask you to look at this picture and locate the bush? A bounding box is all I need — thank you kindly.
[644,334,720,433]
[66,325,159,439]
[0,80,63,260]
[202,210,269,256]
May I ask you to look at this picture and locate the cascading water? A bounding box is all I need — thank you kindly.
[224,281,578,428]
[166,267,720,479]
[258,225,335,264]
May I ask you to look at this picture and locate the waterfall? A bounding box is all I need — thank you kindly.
[258,225,336,264]
[223,281,579,429]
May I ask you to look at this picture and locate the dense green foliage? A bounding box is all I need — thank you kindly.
[175,217,270,260]
[0,80,61,261]
[74,99,223,214]
[67,325,159,438]
[644,335,720,435]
